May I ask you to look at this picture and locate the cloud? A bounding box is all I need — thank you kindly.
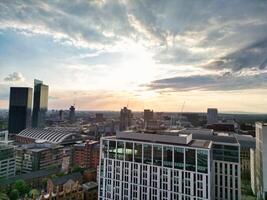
[203,37,267,71]
[145,71,267,91]
[3,72,25,82]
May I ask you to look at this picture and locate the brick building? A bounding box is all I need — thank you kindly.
[73,140,99,169]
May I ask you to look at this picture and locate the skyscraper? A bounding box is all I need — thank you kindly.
[144,109,154,128]
[207,108,218,125]
[69,105,76,123]
[8,87,32,134]
[32,79,49,128]
[119,107,133,131]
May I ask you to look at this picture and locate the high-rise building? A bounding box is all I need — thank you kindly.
[144,109,154,128]
[99,130,212,199]
[119,107,133,131]
[207,108,218,125]
[16,142,63,174]
[98,129,241,200]
[59,110,64,121]
[0,144,16,179]
[8,87,32,134]
[32,79,48,128]
[254,122,267,199]
[69,105,76,123]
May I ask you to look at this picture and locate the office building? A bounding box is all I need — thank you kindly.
[32,79,49,128]
[119,107,133,131]
[73,140,100,169]
[0,144,16,179]
[253,122,267,199]
[59,110,64,121]
[207,108,218,125]
[8,87,32,134]
[99,130,212,199]
[16,142,63,174]
[144,109,154,128]
[69,105,76,123]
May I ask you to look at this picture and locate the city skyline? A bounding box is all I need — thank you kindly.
[1,0,267,113]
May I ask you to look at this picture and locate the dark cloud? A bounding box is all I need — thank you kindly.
[204,37,267,71]
[3,72,25,82]
[145,72,267,91]
[1,0,267,71]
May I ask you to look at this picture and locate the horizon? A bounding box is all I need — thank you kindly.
[1,1,267,113]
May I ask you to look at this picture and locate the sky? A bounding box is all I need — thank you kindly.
[0,0,267,113]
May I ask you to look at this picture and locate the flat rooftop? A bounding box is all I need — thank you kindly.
[16,142,62,152]
[112,130,212,149]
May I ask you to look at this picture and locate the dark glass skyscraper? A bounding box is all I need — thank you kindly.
[8,87,32,134]
[32,79,49,128]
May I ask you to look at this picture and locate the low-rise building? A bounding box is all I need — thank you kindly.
[73,140,99,169]
[16,142,63,174]
[83,182,98,200]
[0,144,15,179]
[43,172,83,200]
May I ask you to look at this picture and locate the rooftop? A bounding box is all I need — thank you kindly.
[50,172,82,186]
[114,130,212,149]
[82,182,98,191]
[17,128,83,144]
[16,142,63,152]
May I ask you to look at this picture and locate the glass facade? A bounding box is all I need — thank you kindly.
[153,145,162,166]
[163,146,173,167]
[197,150,208,173]
[102,139,209,173]
[8,87,32,134]
[32,79,48,128]
[213,144,239,163]
[185,149,196,171]
[174,147,184,169]
[134,143,142,163]
[143,144,152,164]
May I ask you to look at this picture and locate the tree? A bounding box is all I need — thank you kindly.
[12,179,29,196]
[9,189,19,200]
[0,191,9,200]
[29,189,40,199]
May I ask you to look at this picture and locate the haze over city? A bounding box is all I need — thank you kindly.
[1,0,267,113]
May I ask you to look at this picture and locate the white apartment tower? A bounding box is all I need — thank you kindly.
[99,130,212,200]
[254,122,267,199]
[99,129,241,200]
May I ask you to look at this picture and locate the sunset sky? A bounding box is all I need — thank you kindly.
[1,0,267,113]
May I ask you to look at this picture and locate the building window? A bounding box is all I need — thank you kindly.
[143,144,152,164]
[134,143,142,163]
[185,149,196,171]
[174,147,184,169]
[108,140,116,159]
[197,150,208,173]
[163,146,173,168]
[125,142,133,161]
[153,145,162,166]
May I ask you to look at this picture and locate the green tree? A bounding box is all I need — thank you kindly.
[12,179,29,196]
[9,189,19,200]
